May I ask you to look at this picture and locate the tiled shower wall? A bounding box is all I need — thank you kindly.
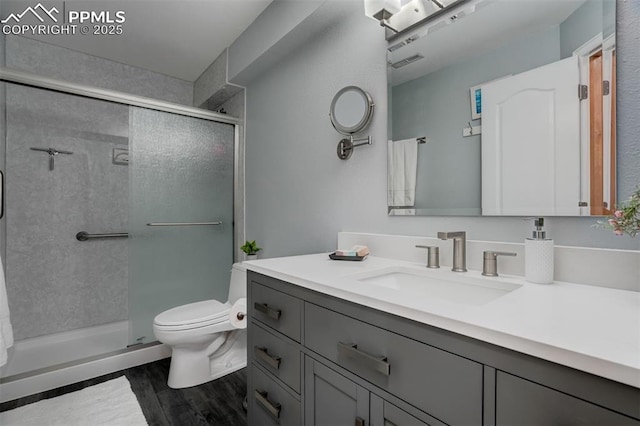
[2,36,195,340]
[5,36,194,106]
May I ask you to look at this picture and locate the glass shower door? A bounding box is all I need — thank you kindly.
[1,82,130,376]
[128,107,235,345]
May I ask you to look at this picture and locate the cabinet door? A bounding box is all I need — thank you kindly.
[305,357,369,426]
[371,394,437,426]
[496,371,640,426]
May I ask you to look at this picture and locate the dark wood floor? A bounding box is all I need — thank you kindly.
[0,358,247,426]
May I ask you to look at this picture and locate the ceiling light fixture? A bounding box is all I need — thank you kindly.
[365,0,404,33]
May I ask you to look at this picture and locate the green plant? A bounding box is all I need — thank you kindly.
[595,187,640,237]
[241,240,262,255]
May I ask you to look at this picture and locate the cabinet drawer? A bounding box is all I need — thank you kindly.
[251,282,302,342]
[305,302,483,426]
[252,321,301,394]
[496,371,640,426]
[251,363,301,426]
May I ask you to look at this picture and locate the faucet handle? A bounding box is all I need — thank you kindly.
[483,251,517,259]
[415,245,440,269]
[482,251,517,276]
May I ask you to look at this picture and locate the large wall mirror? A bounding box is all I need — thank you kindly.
[387,0,616,216]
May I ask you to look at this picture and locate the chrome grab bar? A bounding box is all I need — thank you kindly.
[76,231,128,241]
[146,221,222,226]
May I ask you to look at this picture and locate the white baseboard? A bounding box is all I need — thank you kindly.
[0,343,171,403]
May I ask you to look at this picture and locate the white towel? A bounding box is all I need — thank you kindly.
[0,254,14,367]
[387,139,418,207]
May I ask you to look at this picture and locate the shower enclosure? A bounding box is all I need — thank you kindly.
[0,71,239,400]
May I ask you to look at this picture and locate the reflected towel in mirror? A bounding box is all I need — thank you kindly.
[387,139,418,207]
[0,254,13,367]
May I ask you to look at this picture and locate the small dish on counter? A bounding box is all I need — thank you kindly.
[328,252,368,261]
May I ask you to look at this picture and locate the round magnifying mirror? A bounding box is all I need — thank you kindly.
[329,86,374,135]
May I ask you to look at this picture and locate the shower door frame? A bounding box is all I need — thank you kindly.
[0,66,246,262]
[0,67,246,401]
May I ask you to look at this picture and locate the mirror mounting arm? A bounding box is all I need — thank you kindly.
[337,136,372,160]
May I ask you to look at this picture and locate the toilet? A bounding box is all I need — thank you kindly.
[153,262,247,389]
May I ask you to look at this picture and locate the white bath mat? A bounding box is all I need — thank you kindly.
[0,376,147,425]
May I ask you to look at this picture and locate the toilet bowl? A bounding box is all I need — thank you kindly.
[153,262,247,389]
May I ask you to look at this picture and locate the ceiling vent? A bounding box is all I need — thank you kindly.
[390,54,425,69]
[388,41,406,52]
[388,34,420,52]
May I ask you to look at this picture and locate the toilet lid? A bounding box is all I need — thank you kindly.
[154,300,230,328]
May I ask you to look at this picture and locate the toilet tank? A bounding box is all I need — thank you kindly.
[228,262,247,304]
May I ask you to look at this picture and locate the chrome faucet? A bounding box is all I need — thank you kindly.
[437,231,467,272]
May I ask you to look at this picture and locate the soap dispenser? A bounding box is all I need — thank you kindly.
[525,217,554,284]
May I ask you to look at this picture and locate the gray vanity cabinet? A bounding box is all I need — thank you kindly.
[247,271,640,426]
[304,357,370,426]
[370,394,431,426]
[248,281,303,426]
[304,302,483,425]
[252,363,302,426]
[495,371,640,426]
[304,357,434,426]
[251,282,303,342]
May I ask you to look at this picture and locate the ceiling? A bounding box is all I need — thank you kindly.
[1,0,273,81]
[389,0,586,86]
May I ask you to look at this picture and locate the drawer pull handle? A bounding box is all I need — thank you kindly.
[338,342,391,376]
[254,302,282,320]
[255,389,281,419]
[255,346,281,370]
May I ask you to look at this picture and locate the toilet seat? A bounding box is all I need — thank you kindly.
[154,300,231,331]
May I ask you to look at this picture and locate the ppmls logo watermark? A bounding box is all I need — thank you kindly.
[2,3,126,36]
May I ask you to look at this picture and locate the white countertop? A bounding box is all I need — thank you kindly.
[245,253,640,389]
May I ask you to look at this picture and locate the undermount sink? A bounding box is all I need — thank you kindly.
[351,266,522,306]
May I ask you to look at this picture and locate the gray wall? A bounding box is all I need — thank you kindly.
[4,36,194,106]
[392,27,560,214]
[228,0,325,84]
[194,49,243,109]
[245,0,639,259]
[616,0,640,203]
[560,0,604,58]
